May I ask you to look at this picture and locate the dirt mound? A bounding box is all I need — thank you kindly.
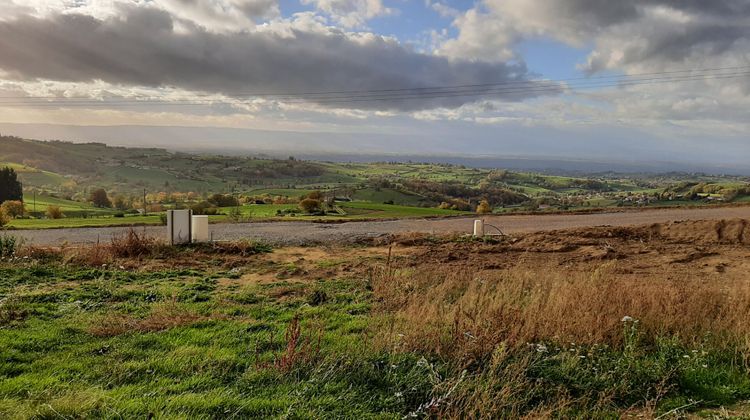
[509,225,655,253]
[652,218,749,245]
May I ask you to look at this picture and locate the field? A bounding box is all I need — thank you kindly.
[2,136,750,231]
[1,219,749,417]
[6,201,469,230]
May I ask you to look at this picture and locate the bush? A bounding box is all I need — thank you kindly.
[0,235,17,257]
[208,194,239,207]
[227,206,243,222]
[1,200,25,218]
[0,208,8,228]
[113,212,125,218]
[299,198,322,214]
[110,229,160,258]
[46,205,63,219]
[191,201,218,215]
[476,199,492,214]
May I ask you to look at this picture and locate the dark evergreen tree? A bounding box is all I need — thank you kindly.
[0,167,23,204]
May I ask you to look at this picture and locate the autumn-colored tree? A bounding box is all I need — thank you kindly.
[299,198,322,214]
[90,188,112,208]
[307,190,324,200]
[46,205,63,219]
[476,200,492,214]
[1,200,25,218]
[113,195,129,210]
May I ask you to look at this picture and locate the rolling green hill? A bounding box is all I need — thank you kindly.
[1,135,749,231]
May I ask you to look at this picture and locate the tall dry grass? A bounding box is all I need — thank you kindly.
[373,261,750,368]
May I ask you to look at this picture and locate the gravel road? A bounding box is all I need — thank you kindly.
[10,206,750,246]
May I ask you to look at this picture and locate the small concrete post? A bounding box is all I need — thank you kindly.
[473,219,484,237]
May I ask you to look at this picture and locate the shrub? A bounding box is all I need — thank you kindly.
[299,198,322,214]
[0,208,8,228]
[227,206,243,222]
[208,193,239,207]
[1,200,25,218]
[113,212,125,218]
[191,201,218,215]
[0,235,18,257]
[476,199,492,214]
[46,205,63,219]
[110,228,160,258]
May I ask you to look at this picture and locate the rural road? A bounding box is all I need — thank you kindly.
[10,206,750,246]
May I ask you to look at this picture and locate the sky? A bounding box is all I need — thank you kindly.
[0,0,749,169]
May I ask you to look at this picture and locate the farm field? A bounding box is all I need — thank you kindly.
[2,136,750,231]
[1,219,749,417]
[6,202,469,230]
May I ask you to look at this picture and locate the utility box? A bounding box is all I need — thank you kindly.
[191,215,209,243]
[473,219,484,237]
[167,209,193,245]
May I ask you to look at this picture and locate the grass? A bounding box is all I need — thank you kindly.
[351,187,427,206]
[23,195,111,215]
[0,162,68,188]
[8,215,163,229]
[6,201,467,229]
[1,230,749,417]
[339,201,471,218]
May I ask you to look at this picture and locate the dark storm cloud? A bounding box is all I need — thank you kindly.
[0,6,547,111]
[511,0,750,73]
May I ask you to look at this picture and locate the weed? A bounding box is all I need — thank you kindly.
[0,235,18,258]
[271,315,323,374]
[307,289,328,306]
[110,228,161,258]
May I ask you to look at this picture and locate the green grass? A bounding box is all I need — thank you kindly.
[340,201,470,218]
[246,188,315,198]
[0,162,69,188]
[351,188,427,206]
[1,249,749,417]
[24,195,110,214]
[8,215,163,229]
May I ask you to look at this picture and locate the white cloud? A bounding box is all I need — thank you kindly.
[301,0,394,28]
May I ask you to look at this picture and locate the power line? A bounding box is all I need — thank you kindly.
[0,67,747,108]
[2,64,748,101]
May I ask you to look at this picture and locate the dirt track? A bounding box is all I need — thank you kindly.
[11,206,750,246]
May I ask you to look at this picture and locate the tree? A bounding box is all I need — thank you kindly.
[208,193,239,207]
[46,205,63,219]
[113,195,128,210]
[298,198,321,214]
[0,167,23,204]
[90,188,112,208]
[0,200,25,218]
[476,200,492,214]
[307,190,324,200]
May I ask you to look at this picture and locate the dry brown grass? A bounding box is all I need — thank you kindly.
[373,261,750,368]
[88,299,203,337]
[109,228,162,258]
